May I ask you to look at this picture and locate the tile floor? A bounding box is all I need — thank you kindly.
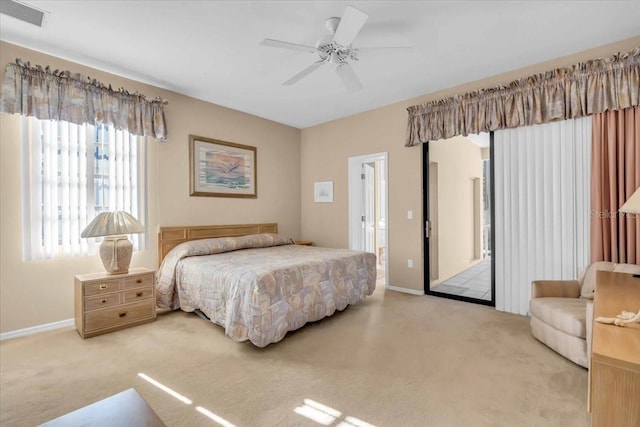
[431,257,491,301]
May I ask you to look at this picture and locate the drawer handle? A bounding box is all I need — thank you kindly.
[136,279,142,284]
[136,292,143,297]
[99,284,108,290]
[118,312,127,318]
[101,299,107,304]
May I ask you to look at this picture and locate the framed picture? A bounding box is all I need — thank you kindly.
[314,181,334,203]
[189,135,257,198]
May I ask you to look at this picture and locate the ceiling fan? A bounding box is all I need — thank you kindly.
[260,5,411,91]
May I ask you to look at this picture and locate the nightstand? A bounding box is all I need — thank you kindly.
[295,240,313,246]
[74,267,156,338]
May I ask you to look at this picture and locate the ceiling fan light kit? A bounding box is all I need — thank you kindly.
[260,5,411,92]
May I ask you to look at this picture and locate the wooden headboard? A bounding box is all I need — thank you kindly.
[157,223,278,267]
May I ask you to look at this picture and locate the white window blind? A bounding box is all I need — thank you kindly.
[21,117,146,260]
[493,117,591,315]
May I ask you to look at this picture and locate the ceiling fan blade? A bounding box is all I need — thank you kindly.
[355,46,413,53]
[260,38,317,53]
[333,6,368,46]
[354,46,413,59]
[335,62,362,92]
[282,61,326,86]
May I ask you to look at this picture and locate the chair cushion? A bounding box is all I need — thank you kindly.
[530,316,588,368]
[530,297,588,338]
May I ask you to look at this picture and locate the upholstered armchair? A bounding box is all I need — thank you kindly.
[529,261,640,368]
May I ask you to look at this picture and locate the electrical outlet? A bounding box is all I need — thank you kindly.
[407,210,413,219]
[407,259,414,268]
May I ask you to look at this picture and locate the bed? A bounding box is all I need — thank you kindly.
[155,223,376,347]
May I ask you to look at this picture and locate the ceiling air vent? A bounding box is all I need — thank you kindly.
[0,0,47,27]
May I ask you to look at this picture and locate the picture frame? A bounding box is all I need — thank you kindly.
[314,181,334,203]
[189,135,257,198]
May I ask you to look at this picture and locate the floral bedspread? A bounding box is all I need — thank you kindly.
[156,234,376,347]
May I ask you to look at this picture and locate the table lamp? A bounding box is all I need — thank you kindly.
[619,187,640,278]
[81,211,145,274]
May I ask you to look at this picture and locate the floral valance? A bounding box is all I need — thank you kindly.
[406,47,640,146]
[0,58,168,141]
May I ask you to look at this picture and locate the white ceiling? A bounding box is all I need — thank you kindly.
[1,1,639,129]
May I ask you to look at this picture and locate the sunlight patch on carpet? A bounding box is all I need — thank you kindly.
[137,372,192,405]
[138,372,236,426]
[339,416,376,427]
[295,398,376,427]
[196,406,237,427]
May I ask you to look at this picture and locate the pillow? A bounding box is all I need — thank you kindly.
[580,261,614,299]
[156,233,292,309]
[169,233,292,260]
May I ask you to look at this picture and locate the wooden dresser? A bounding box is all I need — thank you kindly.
[589,270,640,426]
[74,267,156,338]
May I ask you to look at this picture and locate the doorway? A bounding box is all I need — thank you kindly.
[348,152,389,288]
[422,134,494,306]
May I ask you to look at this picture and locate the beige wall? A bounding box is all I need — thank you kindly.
[2,36,638,332]
[0,41,301,333]
[300,36,640,293]
[429,136,483,283]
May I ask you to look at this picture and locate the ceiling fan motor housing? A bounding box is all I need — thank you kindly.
[317,16,358,66]
[316,43,357,65]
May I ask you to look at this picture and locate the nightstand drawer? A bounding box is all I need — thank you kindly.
[84,280,121,296]
[123,288,153,303]
[85,293,121,311]
[123,274,154,289]
[84,300,155,332]
[75,268,156,338]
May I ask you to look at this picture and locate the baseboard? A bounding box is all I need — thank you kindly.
[1,287,424,338]
[386,285,424,296]
[0,318,74,341]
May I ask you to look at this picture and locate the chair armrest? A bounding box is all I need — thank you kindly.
[531,280,581,298]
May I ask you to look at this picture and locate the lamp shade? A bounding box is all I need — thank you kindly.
[81,211,145,238]
[619,187,640,214]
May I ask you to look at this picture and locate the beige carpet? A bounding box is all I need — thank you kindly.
[0,288,589,426]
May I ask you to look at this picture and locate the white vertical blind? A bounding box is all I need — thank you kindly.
[494,117,591,315]
[22,118,145,260]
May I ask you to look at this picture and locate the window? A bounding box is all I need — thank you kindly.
[21,117,146,260]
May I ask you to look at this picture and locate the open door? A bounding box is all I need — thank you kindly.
[423,135,495,306]
[363,162,376,254]
[348,152,388,288]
